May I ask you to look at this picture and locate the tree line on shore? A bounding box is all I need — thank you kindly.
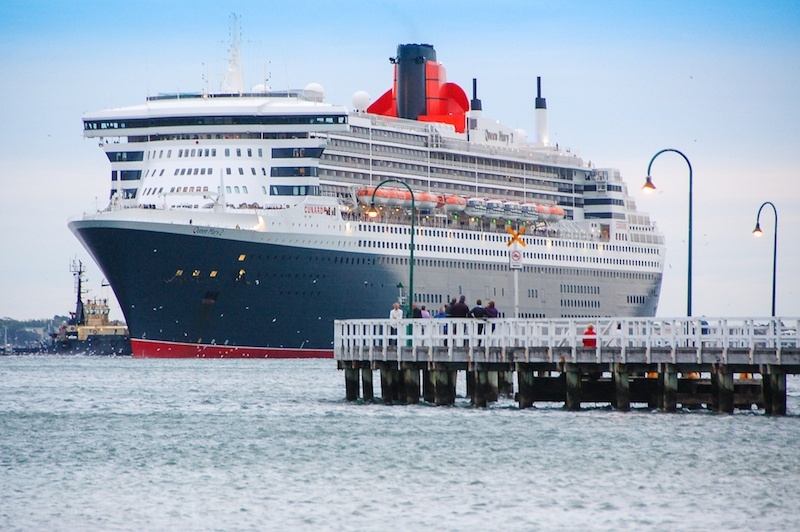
[1,316,70,347]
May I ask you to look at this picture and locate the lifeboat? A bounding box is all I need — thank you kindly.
[520,203,539,222]
[442,195,467,212]
[503,201,522,220]
[386,188,405,207]
[415,191,439,210]
[464,197,487,217]
[356,187,377,205]
[543,204,565,222]
[370,187,392,205]
[485,199,504,218]
[395,188,412,208]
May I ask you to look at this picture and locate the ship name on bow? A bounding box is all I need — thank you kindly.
[193,226,224,237]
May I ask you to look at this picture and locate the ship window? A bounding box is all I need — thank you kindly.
[210,270,218,277]
[262,186,267,194]
[226,168,231,175]
[207,168,212,174]
[262,168,266,176]
[226,186,231,193]
[238,168,244,175]
[212,149,216,156]
[258,148,263,157]
[247,149,252,157]
[242,186,248,193]
[191,149,196,157]
[251,167,256,175]
[159,150,163,158]
[238,254,246,262]
[167,150,172,157]
[176,269,184,276]
[200,168,206,175]
[189,187,195,192]
[192,270,200,277]
[193,168,199,175]
[159,187,164,193]
[183,187,188,192]
[234,186,240,193]
[203,186,208,192]
[236,149,242,157]
[225,148,230,157]
[159,169,164,176]
[178,149,183,157]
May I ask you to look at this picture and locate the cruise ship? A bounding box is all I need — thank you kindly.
[70,36,665,358]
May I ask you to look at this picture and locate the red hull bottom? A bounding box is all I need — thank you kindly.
[131,339,333,359]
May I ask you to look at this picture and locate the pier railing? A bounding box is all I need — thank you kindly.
[334,317,800,365]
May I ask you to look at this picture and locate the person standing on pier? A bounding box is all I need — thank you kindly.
[582,324,597,347]
[486,300,499,334]
[470,299,487,344]
[389,302,403,345]
[450,295,470,318]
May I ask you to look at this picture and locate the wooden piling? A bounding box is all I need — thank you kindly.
[517,368,535,409]
[766,368,787,416]
[433,368,455,406]
[662,364,678,412]
[717,366,734,414]
[613,364,630,412]
[422,368,435,403]
[710,368,720,411]
[498,371,514,398]
[361,367,374,402]
[404,367,420,404]
[564,363,581,411]
[345,367,359,401]
[487,371,499,403]
[380,366,401,404]
[472,370,488,407]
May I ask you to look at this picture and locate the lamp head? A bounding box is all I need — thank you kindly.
[367,204,379,218]
[752,222,763,237]
[642,175,656,192]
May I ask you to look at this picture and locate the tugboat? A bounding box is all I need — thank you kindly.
[45,261,132,356]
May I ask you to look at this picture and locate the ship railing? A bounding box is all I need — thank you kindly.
[334,317,800,364]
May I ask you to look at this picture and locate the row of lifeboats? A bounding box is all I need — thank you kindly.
[356,187,439,210]
[356,187,565,222]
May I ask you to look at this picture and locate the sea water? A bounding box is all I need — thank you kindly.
[1,356,799,531]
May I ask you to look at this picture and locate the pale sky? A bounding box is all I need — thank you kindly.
[1,0,798,321]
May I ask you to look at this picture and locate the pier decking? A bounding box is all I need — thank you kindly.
[334,317,800,414]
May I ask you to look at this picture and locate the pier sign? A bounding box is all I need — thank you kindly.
[509,248,523,269]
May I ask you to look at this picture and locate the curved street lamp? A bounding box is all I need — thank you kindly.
[366,179,415,317]
[752,201,778,316]
[642,148,693,316]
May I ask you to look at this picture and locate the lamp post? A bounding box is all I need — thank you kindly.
[752,201,778,316]
[642,148,693,316]
[367,179,415,317]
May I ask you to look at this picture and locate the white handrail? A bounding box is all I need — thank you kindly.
[334,317,799,360]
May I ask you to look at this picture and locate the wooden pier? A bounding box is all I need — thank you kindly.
[334,317,799,414]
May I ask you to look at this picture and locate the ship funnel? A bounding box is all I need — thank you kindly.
[534,76,549,146]
[395,44,437,120]
[471,78,482,111]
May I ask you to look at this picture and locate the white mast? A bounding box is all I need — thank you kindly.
[222,13,243,93]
